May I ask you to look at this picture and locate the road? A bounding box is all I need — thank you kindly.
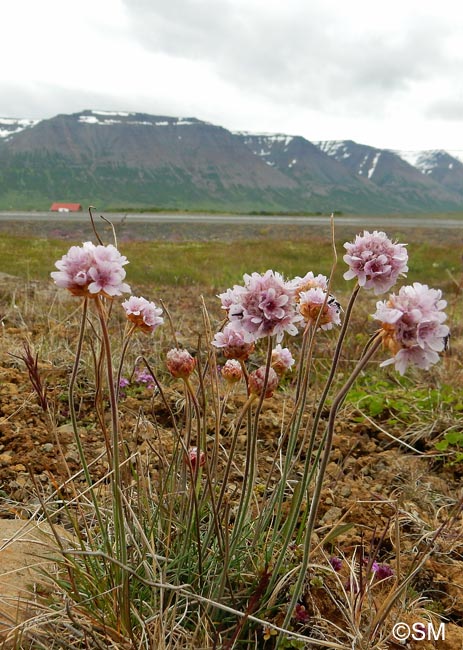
[1,211,462,229]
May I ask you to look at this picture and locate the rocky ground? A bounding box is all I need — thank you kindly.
[1,270,462,649]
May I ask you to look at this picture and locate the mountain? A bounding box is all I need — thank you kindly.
[397,149,463,196]
[0,110,307,212]
[0,110,462,213]
[316,140,463,212]
[236,132,407,213]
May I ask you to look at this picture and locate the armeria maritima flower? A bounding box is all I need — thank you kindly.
[298,287,341,330]
[373,282,449,375]
[166,348,196,379]
[212,323,255,360]
[271,344,295,375]
[122,296,164,333]
[248,366,279,398]
[343,230,408,294]
[289,271,329,297]
[221,359,243,384]
[51,242,131,297]
[186,446,206,472]
[222,270,301,342]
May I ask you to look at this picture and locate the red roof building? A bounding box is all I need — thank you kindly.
[50,202,82,212]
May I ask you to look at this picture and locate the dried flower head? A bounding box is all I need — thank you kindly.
[122,296,164,333]
[248,366,279,398]
[343,230,408,294]
[166,348,196,379]
[51,242,131,297]
[373,282,449,375]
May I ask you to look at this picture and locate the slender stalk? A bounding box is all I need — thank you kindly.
[230,337,273,555]
[279,335,382,638]
[94,295,131,636]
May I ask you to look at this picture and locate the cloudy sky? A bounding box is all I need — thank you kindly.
[2,0,463,151]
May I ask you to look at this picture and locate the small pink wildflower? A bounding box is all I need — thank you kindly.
[166,348,196,379]
[373,282,449,375]
[372,562,394,581]
[186,446,206,472]
[329,556,343,572]
[212,323,255,360]
[248,366,279,398]
[298,288,341,330]
[221,359,243,384]
[271,344,295,375]
[51,242,131,297]
[122,296,164,333]
[343,230,408,294]
[294,603,310,624]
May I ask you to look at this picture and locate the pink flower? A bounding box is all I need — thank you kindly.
[248,366,279,398]
[122,296,164,333]
[289,271,328,296]
[225,270,301,342]
[51,242,131,297]
[221,359,243,384]
[212,323,255,360]
[166,348,196,379]
[298,288,341,330]
[373,282,449,374]
[343,231,408,294]
[271,344,295,375]
[186,446,206,472]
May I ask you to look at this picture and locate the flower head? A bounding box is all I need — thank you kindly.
[51,242,131,297]
[166,348,196,379]
[298,288,341,330]
[212,323,255,360]
[223,270,301,342]
[343,230,408,294]
[248,366,279,398]
[221,359,243,384]
[290,271,329,297]
[372,562,394,581]
[186,446,206,472]
[373,282,449,375]
[271,344,295,375]
[122,296,164,333]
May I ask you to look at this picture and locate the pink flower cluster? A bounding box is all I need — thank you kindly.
[218,270,301,342]
[51,242,130,297]
[166,348,196,379]
[248,366,279,398]
[298,288,341,330]
[122,296,164,333]
[344,230,408,295]
[271,344,295,375]
[212,323,255,360]
[373,282,449,374]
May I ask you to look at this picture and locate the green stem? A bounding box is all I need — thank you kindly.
[280,335,382,638]
[95,296,131,636]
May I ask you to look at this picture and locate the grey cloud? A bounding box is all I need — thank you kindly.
[426,98,463,120]
[0,82,138,120]
[121,1,459,116]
